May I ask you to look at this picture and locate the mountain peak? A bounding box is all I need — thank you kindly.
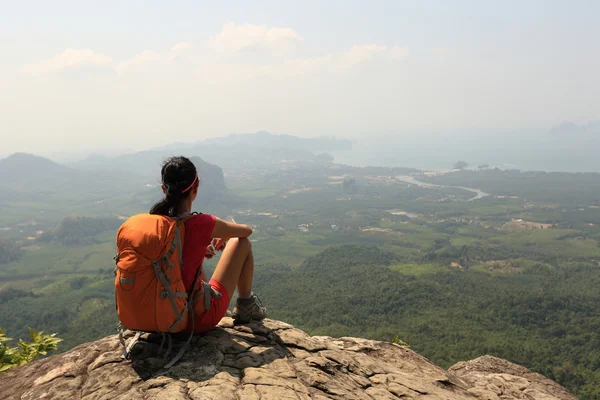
[0,152,74,183]
[0,318,575,400]
[548,120,600,137]
[1,152,58,164]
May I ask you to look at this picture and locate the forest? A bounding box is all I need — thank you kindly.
[254,245,600,399]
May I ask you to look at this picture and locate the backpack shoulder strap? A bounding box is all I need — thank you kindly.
[175,211,200,221]
[170,213,197,268]
[170,212,207,270]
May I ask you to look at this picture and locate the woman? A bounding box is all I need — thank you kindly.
[149,156,266,331]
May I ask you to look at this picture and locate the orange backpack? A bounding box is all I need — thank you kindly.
[113,212,218,368]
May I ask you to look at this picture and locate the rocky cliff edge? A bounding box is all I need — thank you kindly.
[0,318,576,400]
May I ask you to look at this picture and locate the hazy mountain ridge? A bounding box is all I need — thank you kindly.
[0,152,146,192]
[330,123,600,173]
[0,153,78,185]
[198,131,353,151]
[0,152,236,227]
[69,132,348,173]
[0,152,227,193]
[33,127,600,173]
[548,121,600,138]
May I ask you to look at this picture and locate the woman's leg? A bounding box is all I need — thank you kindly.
[209,237,266,322]
[210,237,253,298]
[236,244,254,298]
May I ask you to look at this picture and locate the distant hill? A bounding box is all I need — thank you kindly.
[77,153,243,212]
[187,156,243,209]
[199,132,351,168]
[189,156,226,193]
[0,153,79,187]
[73,132,351,173]
[72,153,231,201]
[0,153,97,203]
[198,131,352,152]
[68,154,112,170]
[548,121,600,138]
[73,149,231,178]
[0,152,240,220]
[0,153,143,196]
[71,150,167,176]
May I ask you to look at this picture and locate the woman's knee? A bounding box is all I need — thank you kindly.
[227,237,251,252]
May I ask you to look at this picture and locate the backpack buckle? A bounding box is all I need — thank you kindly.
[160,291,168,299]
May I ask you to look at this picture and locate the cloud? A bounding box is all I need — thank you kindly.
[285,44,406,75]
[194,43,407,82]
[389,45,410,60]
[274,44,389,76]
[115,50,161,75]
[22,48,113,75]
[21,23,407,83]
[208,22,303,53]
[169,42,193,61]
[340,44,388,67]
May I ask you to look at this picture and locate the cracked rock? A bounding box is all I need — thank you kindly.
[0,319,576,400]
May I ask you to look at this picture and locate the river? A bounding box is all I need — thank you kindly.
[396,176,490,201]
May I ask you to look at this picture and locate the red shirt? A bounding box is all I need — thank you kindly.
[182,213,216,292]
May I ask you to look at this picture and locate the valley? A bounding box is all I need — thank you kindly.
[1,148,600,398]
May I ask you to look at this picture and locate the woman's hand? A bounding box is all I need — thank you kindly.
[205,245,216,259]
[212,237,228,251]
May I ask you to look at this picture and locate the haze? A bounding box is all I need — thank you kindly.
[1,0,599,158]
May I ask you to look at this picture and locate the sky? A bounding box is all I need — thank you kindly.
[1,0,599,156]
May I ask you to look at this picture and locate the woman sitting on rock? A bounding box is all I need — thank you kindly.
[149,156,267,330]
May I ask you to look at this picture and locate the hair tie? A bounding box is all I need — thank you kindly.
[181,175,198,193]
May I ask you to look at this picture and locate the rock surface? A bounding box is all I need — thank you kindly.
[449,356,577,400]
[0,318,576,400]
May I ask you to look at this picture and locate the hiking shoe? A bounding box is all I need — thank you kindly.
[232,294,267,323]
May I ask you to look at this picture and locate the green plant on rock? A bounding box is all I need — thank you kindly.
[392,335,410,347]
[0,328,62,373]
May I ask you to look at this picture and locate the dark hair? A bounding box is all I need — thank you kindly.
[149,156,198,217]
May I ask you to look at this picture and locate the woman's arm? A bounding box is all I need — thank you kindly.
[211,218,253,240]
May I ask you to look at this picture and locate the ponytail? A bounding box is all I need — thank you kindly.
[150,198,174,217]
[150,192,184,217]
